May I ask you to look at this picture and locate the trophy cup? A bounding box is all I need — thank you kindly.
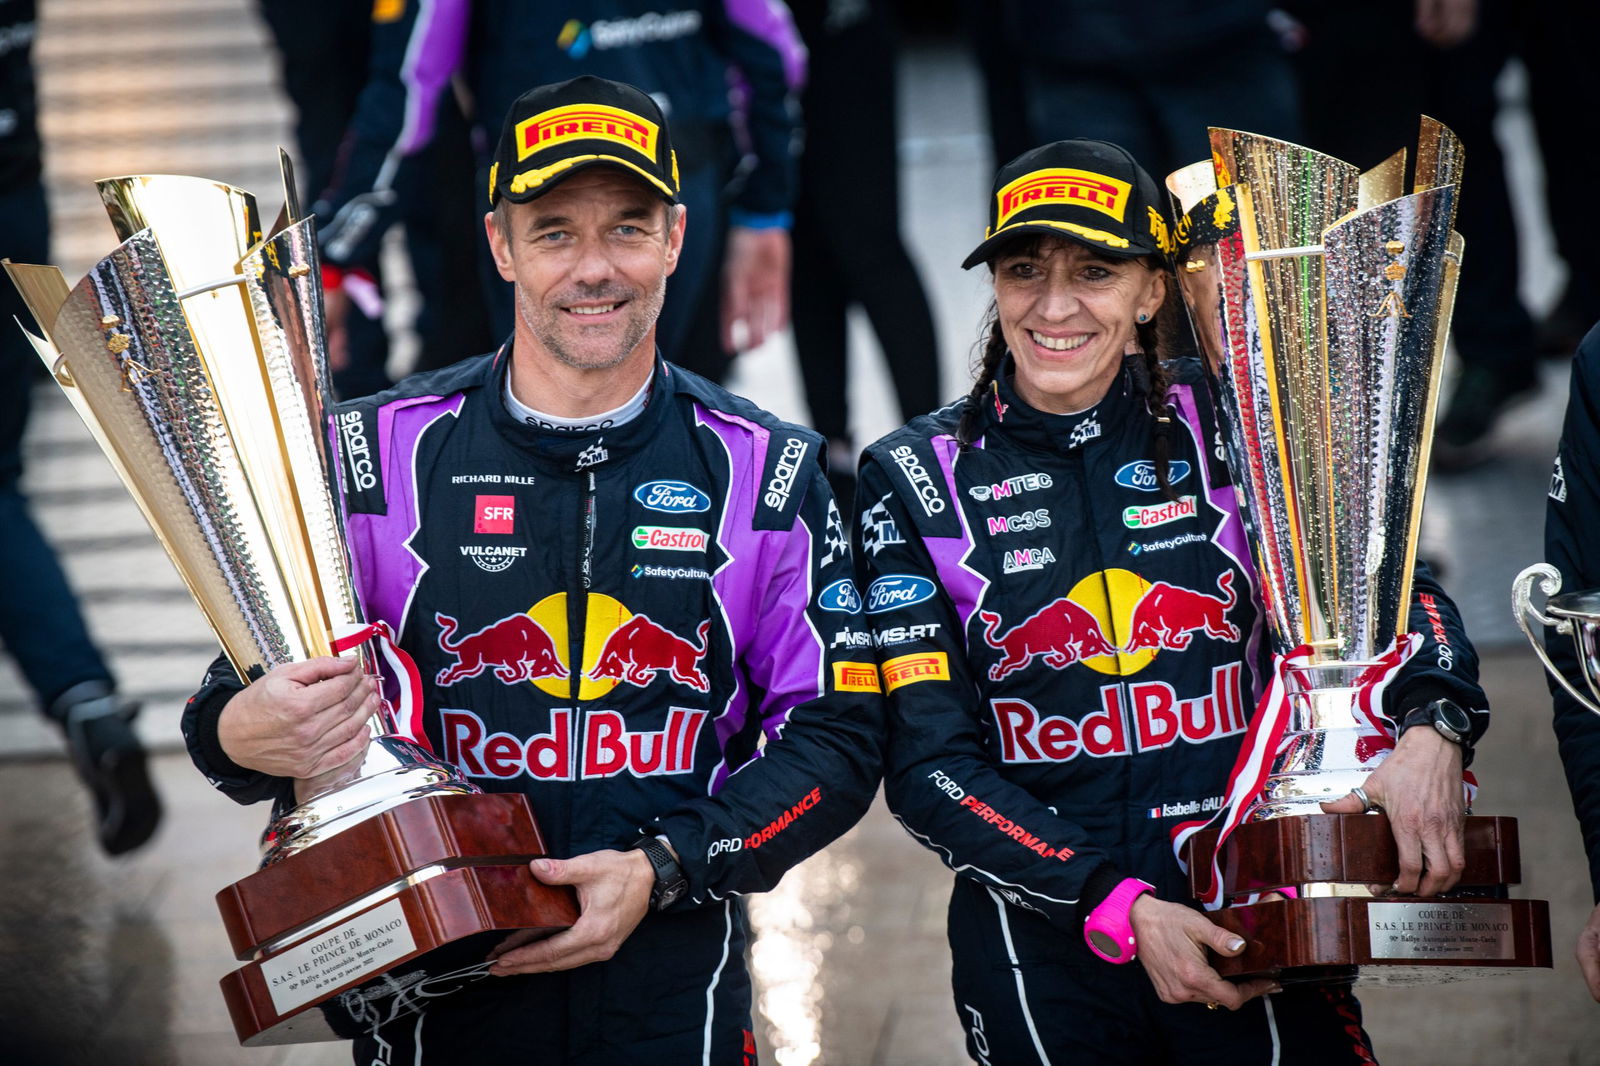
[1514,565,1600,716]
[1168,120,1550,982]
[5,158,577,1044]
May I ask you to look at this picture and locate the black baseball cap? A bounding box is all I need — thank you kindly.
[962,140,1174,269]
[487,75,680,207]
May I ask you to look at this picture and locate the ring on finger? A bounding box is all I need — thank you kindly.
[1350,786,1382,814]
[1204,1002,1220,1011]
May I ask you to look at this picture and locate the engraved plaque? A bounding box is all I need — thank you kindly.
[1366,901,1515,961]
[262,897,416,1014]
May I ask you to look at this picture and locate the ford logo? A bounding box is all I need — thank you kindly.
[818,579,863,614]
[634,480,711,513]
[866,575,936,614]
[1114,459,1191,492]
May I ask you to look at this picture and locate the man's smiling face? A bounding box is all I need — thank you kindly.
[488,167,684,371]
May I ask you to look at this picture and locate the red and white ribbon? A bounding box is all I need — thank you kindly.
[331,620,432,752]
[1171,633,1421,910]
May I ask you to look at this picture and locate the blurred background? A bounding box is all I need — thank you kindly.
[1,0,1597,1062]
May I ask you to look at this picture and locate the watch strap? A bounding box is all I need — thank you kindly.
[630,835,688,911]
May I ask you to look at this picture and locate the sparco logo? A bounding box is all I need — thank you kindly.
[764,437,809,509]
[338,410,376,490]
[889,445,945,515]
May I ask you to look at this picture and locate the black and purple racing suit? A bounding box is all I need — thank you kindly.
[854,355,1487,1065]
[184,348,882,1063]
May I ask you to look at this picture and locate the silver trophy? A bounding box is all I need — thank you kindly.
[1514,564,1600,715]
[1169,121,1549,980]
[6,159,573,1044]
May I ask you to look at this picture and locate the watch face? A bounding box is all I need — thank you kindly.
[1087,927,1128,961]
[1437,701,1472,736]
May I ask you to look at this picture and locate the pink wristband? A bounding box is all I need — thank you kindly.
[1083,878,1154,963]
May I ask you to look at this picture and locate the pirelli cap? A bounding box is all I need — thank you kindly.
[962,139,1175,269]
[488,75,680,207]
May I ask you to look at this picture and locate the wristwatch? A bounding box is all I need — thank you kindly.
[630,835,688,911]
[1082,878,1154,964]
[1398,698,1474,763]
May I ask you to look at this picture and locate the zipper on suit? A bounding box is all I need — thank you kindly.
[568,470,597,705]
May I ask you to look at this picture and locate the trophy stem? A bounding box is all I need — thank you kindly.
[1252,660,1391,820]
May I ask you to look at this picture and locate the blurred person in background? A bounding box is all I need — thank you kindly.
[257,0,492,397]
[312,0,804,385]
[1289,0,1540,465]
[856,138,1488,1062]
[1000,0,1302,187]
[0,0,160,855]
[1539,321,1600,1000]
[786,0,939,515]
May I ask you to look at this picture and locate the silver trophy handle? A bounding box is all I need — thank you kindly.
[1512,563,1600,716]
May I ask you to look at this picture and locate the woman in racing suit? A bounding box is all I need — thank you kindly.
[853,139,1488,1063]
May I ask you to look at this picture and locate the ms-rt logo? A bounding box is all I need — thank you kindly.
[557,11,703,58]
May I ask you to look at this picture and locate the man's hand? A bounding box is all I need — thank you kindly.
[1129,895,1278,1009]
[720,226,791,354]
[488,849,654,975]
[217,656,375,781]
[323,281,351,374]
[1415,0,1477,47]
[1577,902,1600,1001]
[1321,726,1466,896]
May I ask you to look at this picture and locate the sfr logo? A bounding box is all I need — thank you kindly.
[475,495,515,534]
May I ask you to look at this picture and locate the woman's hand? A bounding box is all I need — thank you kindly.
[1128,895,1278,1009]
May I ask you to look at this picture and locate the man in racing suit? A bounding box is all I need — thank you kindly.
[314,0,804,377]
[855,354,1488,1062]
[182,77,881,1063]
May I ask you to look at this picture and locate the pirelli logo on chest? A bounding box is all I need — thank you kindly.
[832,661,882,693]
[517,104,658,162]
[995,168,1132,228]
[883,651,949,692]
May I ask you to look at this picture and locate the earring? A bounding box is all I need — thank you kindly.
[1137,313,1150,323]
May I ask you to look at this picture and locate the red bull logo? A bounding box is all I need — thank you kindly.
[1124,571,1240,652]
[993,662,1246,763]
[977,568,1242,681]
[434,612,567,687]
[440,706,706,780]
[434,594,713,697]
[589,615,711,693]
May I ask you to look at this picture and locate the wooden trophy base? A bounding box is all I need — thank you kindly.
[1208,896,1552,984]
[1183,813,1552,985]
[216,792,578,1045]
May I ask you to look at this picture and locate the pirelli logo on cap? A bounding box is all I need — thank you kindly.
[832,661,882,693]
[517,104,659,162]
[995,168,1132,229]
[882,651,949,693]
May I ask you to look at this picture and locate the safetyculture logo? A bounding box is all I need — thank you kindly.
[865,575,936,614]
[977,567,1240,681]
[994,168,1132,228]
[434,594,711,697]
[634,479,711,513]
[557,11,702,58]
[516,105,657,163]
[632,525,708,552]
[1114,459,1190,492]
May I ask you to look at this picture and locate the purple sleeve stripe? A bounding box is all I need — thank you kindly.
[1169,382,1266,698]
[395,0,469,157]
[926,434,989,636]
[723,0,807,89]
[347,394,463,643]
[699,404,757,793]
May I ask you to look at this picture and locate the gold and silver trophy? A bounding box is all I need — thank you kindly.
[6,159,575,1045]
[1169,121,1550,982]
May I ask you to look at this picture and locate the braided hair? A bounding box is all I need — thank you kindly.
[954,240,1182,501]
